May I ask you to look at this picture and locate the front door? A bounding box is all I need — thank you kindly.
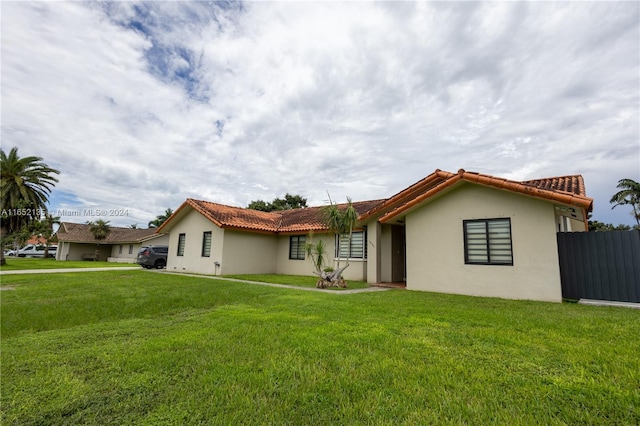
[391,225,406,282]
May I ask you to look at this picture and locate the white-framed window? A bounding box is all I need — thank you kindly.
[463,218,513,265]
[336,231,366,259]
[128,244,134,255]
[202,231,212,257]
[177,233,186,256]
[118,245,123,254]
[289,235,306,260]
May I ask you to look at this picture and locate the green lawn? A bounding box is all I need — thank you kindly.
[0,257,137,270]
[224,273,370,290]
[2,270,639,424]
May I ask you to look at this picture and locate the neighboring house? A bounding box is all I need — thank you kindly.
[157,169,593,302]
[56,222,169,262]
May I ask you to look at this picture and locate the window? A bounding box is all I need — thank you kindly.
[177,233,186,256]
[289,235,306,260]
[128,244,133,255]
[202,231,212,257]
[336,231,366,259]
[119,245,123,254]
[463,219,513,265]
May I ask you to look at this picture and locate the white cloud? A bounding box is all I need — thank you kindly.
[1,1,638,227]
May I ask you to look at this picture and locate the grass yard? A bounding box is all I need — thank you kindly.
[0,257,136,271]
[224,273,370,290]
[1,270,639,424]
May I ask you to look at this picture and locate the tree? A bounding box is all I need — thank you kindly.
[588,220,631,232]
[610,178,640,227]
[0,147,60,265]
[309,195,359,288]
[148,208,173,228]
[247,194,308,212]
[87,219,111,261]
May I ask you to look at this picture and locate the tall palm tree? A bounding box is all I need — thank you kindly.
[610,178,640,226]
[0,147,60,265]
[148,208,173,228]
[87,220,111,261]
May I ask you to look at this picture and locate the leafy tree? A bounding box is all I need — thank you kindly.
[246,199,272,212]
[33,214,60,258]
[588,220,631,232]
[247,194,307,212]
[87,219,111,261]
[148,208,174,228]
[610,178,640,227]
[0,147,60,265]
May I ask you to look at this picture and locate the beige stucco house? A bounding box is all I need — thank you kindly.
[56,222,169,262]
[157,169,593,302]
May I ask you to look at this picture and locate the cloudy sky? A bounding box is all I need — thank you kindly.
[2,1,639,227]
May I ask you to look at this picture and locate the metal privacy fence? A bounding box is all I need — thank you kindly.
[557,230,640,303]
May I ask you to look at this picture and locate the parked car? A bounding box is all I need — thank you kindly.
[136,245,168,269]
[17,244,57,258]
[3,249,17,257]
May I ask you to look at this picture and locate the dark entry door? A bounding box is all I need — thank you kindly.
[391,225,406,282]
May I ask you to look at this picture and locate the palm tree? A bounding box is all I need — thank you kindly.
[315,195,359,288]
[0,147,60,265]
[87,220,111,261]
[610,178,640,226]
[148,208,173,228]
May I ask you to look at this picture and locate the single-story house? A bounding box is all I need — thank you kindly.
[157,169,593,302]
[56,222,169,262]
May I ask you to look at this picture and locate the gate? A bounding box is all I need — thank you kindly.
[557,230,640,303]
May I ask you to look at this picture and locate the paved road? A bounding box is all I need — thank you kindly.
[0,267,391,294]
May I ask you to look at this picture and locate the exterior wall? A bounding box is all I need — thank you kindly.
[109,243,140,263]
[57,242,110,261]
[166,209,225,275]
[365,221,382,284]
[405,183,563,302]
[275,233,367,281]
[220,230,278,275]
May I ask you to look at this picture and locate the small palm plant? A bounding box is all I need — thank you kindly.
[310,195,359,288]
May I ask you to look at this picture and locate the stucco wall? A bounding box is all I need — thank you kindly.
[274,233,366,281]
[220,230,278,275]
[57,242,109,261]
[405,183,563,302]
[166,209,225,275]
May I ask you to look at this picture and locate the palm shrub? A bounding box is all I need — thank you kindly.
[312,195,359,288]
[87,219,111,261]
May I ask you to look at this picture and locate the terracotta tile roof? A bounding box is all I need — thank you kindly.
[379,169,593,223]
[522,175,586,196]
[159,168,592,233]
[159,198,385,234]
[56,222,163,244]
[26,236,48,245]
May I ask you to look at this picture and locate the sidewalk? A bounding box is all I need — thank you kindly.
[152,270,392,294]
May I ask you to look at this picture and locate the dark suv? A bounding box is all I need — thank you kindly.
[136,245,168,269]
